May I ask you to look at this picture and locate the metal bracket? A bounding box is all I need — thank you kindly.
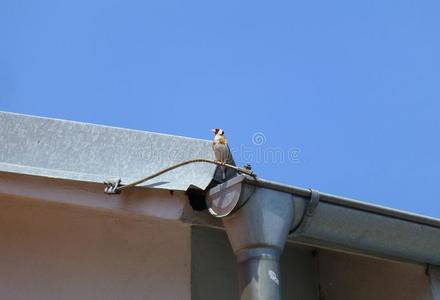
[104,178,122,195]
[306,189,320,216]
[290,188,320,234]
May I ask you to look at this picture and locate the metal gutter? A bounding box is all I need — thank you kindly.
[251,178,440,264]
[247,177,440,229]
[207,176,294,300]
[206,175,440,300]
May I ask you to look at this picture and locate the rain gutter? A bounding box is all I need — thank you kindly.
[206,175,440,300]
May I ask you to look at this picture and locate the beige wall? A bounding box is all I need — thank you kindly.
[191,226,238,300]
[191,226,434,300]
[0,196,191,300]
[0,172,434,300]
[318,249,433,300]
[191,226,320,300]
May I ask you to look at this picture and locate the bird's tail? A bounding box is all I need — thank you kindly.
[221,166,226,180]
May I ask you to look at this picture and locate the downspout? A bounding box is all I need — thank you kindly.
[206,175,312,300]
[429,266,440,300]
[206,174,440,299]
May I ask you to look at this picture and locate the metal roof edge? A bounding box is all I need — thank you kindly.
[0,111,218,191]
[243,177,440,229]
[0,110,211,143]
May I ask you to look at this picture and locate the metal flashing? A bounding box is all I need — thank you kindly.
[0,111,217,191]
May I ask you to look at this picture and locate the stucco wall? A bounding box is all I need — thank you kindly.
[191,226,320,300]
[191,226,434,300]
[0,195,191,300]
[318,249,433,300]
[191,226,238,300]
[0,179,434,300]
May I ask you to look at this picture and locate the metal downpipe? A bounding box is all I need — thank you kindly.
[207,177,295,300]
[429,266,440,300]
[236,247,282,300]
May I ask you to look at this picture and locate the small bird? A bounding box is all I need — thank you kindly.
[212,128,232,180]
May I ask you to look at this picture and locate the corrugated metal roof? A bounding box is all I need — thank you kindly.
[0,111,217,191]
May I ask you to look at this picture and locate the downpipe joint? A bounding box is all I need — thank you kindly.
[207,177,295,300]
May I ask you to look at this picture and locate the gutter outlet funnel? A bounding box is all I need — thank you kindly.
[207,176,295,300]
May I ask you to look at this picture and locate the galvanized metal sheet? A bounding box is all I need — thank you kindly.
[0,111,217,191]
[206,175,246,217]
[291,201,440,266]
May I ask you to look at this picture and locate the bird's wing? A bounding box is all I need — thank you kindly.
[226,143,233,164]
[213,143,229,162]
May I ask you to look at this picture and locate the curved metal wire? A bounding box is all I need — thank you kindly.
[104,158,256,194]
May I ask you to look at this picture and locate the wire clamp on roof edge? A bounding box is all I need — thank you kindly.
[103,158,257,195]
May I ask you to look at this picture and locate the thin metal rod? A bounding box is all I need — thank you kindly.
[105,159,256,194]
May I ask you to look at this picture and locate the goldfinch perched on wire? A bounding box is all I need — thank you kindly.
[212,128,232,180]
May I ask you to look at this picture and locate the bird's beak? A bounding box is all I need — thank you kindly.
[211,129,216,133]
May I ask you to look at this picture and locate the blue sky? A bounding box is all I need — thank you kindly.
[1,0,439,217]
